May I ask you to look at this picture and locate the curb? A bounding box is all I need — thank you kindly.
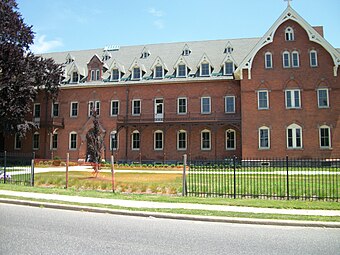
[1,198,340,229]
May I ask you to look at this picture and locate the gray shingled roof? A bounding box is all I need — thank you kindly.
[41,38,260,85]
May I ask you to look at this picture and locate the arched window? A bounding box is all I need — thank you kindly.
[154,130,163,150]
[286,124,302,149]
[285,27,294,41]
[177,130,187,150]
[291,51,299,67]
[201,129,211,150]
[33,132,40,150]
[226,129,236,150]
[131,130,140,150]
[310,50,318,67]
[265,52,273,69]
[319,125,331,149]
[258,126,270,149]
[282,51,290,68]
[51,132,58,150]
[69,131,77,150]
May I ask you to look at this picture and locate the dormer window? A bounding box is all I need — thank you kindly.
[65,54,75,64]
[183,49,191,56]
[224,61,234,75]
[200,63,210,76]
[154,66,163,79]
[71,71,79,83]
[177,64,187,77]
[91,69,100,81]
[132,67,141,80]
[140,47,150,59]
[285,27,294,41]
[224,46,233,54]
[111,69,120,81]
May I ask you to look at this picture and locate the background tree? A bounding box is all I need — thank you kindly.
[0,0,62,140]
[86,108,104,176]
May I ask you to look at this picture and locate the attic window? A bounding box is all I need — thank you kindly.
[182,49,191,56]
[224,46,233,54]
[141,51,150,59]
[285,27,295,41]
[71,72,79,83]
[66,56,74,64]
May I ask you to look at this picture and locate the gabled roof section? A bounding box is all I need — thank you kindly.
[108,59,125,73]
[150,56,168,71]
[87,54,103,65]
[66,61,84,76]
[196,53,214,68]
[102,50,112,61]
[173,55,190,69]
[182,44,191,56]
[224,41,234,54]
[128,58,146,72]
[140,47,151,59]
[65,53,75,64]
[235,5,340,79]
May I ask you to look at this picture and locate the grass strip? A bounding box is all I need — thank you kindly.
[0,194,339,223]
[1,184,339,210]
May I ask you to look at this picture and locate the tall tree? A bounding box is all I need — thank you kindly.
[0,0,62,137]
[86,108,104,177]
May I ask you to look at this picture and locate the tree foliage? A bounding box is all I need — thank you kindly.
[0,0,62,135]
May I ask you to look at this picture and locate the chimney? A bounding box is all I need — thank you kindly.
[313,26,324,37]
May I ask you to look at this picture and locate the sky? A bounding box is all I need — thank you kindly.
[16,0,340,54]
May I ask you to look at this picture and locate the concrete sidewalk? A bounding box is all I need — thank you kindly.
[1,190,339,217]
[1,190,340,228]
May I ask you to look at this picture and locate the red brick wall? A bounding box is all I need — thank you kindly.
[240,20,340,158]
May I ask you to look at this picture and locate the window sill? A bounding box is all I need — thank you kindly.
[258,148,270,150]
[258,108,269,110]
[320,147,332,150]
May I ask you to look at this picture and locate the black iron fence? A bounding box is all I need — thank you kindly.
[0,151,34,186]
[186,157,340,201]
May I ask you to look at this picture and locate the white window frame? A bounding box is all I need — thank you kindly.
[201,97,211,114]
[200,62,210,76]
[154,65,164,79]
[291,51,300,68]
[201,129,211,150]
[111,100,120,116]
[285,27,294,41]
[286,124,302,149]
[111,68,120,81]
[319,125,331,149]
[285,89,301,109]
[257,90,269,110]
[224,61,234,76]
[258,126,270,149]
[265,52,273,69]
[71,71,79,83]
[226,129,236,150]
[283,51,290,68]
[154,130,164,150]
[51,102,59,117]
[96,69,100,80]
[177,97,187,115]
[14,133,22,150]
[132,99,141,116]
[51,132,58,150]
[177,130,187,151]
[110,131,118,151]
[177,64,187,77]
[310,50,318,67]
[91,70,95,81]
[70,101,78,117]
[88,101,100,116]
[69,132,77,150]
[131,130,140,150]
[225,96,235,113]
[33,132,40,150]
[317,88,329,108]
[132,67,141,80]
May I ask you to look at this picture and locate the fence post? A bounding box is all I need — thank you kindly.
[65,153,69,189]
[182,154,187,196]
[286,155,289,200]
[4,151,7,184]
[30,159,35,186]
[111,155,115,193]
[233,155,237,199]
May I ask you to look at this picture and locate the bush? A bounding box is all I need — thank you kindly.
[53,160,61,166]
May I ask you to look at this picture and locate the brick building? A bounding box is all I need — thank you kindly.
[4,5,340,162]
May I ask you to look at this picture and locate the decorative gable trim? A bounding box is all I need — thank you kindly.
[150,56,168,71]
[234,6,340,80]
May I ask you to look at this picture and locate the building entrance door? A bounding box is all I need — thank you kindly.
[154,98,164,122]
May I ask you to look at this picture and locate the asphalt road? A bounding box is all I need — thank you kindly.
[1,204,339,255]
